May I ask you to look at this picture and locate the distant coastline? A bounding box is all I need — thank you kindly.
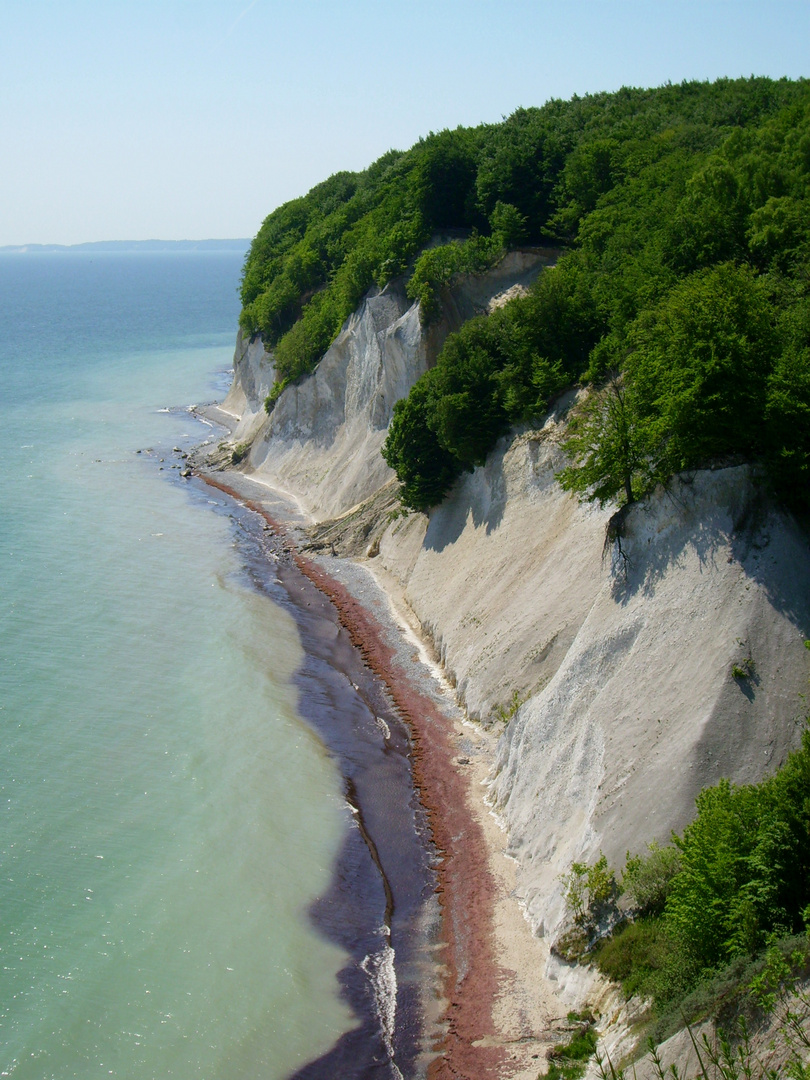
[0,238,251,254]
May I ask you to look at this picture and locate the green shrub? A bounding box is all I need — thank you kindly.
[546,1014,599,1080]
[381,378,463,512]
[595,918,693,1003]
[595,726,810,1030]
[264,380,288,413]
[732,656,756,680]
[665,740,810,969]
[561,854,618,924]
[622,841,682,917]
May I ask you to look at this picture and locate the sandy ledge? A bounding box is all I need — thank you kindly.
[193,464,565,1080]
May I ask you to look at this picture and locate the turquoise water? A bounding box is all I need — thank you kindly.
[0,255,355,1079]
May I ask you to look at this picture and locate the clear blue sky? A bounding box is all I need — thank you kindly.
[1,0,807,246]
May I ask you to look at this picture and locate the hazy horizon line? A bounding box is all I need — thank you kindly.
[0,238,252,253]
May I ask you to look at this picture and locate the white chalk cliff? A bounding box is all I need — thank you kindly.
[220,252,810,949]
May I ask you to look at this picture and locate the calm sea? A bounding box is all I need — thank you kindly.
[0,253,357,1079]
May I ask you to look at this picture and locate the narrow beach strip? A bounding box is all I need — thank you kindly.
[198,472,507,1080]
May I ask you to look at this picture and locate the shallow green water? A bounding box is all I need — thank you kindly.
[0,254,354,1079]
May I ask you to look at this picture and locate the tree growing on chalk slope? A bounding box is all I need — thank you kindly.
[557,377,649,507]
[559,262,778,507]
[626,263,775,479]
[381,381,462,513]
[591,725,810,1027]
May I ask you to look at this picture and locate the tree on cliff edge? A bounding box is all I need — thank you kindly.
[558,377,649,506]
[559,263,777,508]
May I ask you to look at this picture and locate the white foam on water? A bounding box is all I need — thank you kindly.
[360,934,403,1079]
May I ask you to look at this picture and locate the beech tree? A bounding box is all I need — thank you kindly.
[626,262,775,477]
[381,380,461,512]
[558,377,650,506]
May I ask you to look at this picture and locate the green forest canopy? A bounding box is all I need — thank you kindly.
[240,77,810,514]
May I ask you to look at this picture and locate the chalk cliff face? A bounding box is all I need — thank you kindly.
[376,418,810,942]
[221,256,810,943]
[245,282,419,519]
[220,331,276,443]
[230,251,554,520]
